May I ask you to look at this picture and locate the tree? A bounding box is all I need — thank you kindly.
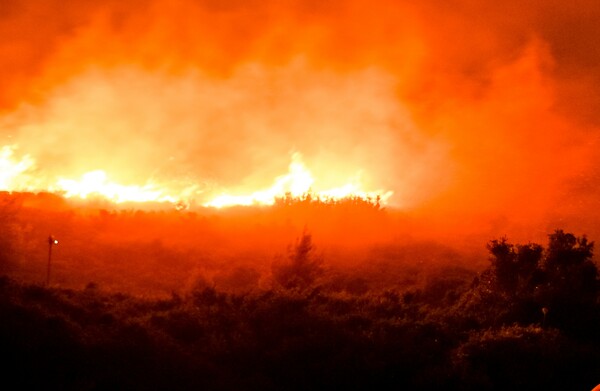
[272,231,324,290]
[487,237,517,294]
[486,239,543,296]
[481,231,599,334]
[544,230,594,275]
[540,230,598,334]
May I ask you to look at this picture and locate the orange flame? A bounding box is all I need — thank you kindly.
[0,145,36,190]
[204,153,392,208]
[0,145,391,208]
[55,170,179,204]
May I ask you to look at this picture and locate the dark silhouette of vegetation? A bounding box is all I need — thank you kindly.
[480,230,599,336]
[0,229,598,390]
[486,238,543,296]
[541,230,598,336]
[272,231,324,290]
[273,191,384,210]
[0,193,599,390]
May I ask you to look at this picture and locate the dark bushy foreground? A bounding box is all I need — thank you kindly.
[1,230,599,390]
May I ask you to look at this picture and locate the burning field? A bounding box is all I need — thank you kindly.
[1,0,599,390]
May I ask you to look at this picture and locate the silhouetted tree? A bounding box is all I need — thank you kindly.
[545,230,593,271]
[480,231,599,334]
[487,237,518,294]
[514,243,544,291]
[486,238,544,297]
[272,231,324,290]
[539,230,598,334]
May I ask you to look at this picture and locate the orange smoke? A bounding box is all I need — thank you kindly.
[0,61,443,209]
[0,0,599,235]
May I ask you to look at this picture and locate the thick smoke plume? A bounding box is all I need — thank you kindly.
[1,0,599,237]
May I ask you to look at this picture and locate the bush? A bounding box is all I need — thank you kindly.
[272,232,324,291]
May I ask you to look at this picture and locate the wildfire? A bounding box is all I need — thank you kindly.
[0,145,185,204]
[0,145,391,208]
[0,145,36,190]
[204,153,392,208]
[56,170,179,204]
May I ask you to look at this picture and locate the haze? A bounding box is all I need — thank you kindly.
[1,0,599,240]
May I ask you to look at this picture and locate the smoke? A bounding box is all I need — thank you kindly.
[1,0,599,233]
[0,62,447,206]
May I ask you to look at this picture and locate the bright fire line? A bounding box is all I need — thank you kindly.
[203,153,392,208]
[0,145,392,208]
[56,170,178,204]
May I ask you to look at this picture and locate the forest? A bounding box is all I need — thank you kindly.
[1,192,599,390]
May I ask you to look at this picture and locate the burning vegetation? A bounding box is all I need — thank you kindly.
[0,146,391,208]
[1,0,600,389]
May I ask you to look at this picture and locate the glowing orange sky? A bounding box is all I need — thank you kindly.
[1,0,599,234]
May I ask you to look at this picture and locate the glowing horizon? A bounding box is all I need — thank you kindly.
[0,0,598,227]
[0,145,392,208]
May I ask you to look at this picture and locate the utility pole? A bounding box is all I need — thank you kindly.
[46,235,59,286]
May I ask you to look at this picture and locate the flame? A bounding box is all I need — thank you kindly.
[204,153,392,208]
[0,144,186,205]
[55,170,179,204]
[0,145,36,190]
[0,145,391,208]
